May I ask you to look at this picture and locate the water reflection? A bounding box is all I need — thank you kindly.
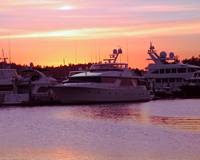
[56,103,200,132]
[1,100,200,160]
[0,148,94,160]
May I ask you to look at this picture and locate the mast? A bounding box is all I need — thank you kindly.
[147,42,162,64]
[147,42,178,64]
[0,49,8,63]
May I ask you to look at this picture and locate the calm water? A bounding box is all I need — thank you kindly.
[0,99,200,160]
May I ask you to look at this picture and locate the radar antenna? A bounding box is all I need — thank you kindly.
[103,48,122,63]
[147,42,162,64]
[0,49,8,63]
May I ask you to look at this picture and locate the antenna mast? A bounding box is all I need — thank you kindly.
[0,49,8,63]
[126,40,129,64]
[103,48,122,63]
[8,39,11,63]
[147,42,162,64]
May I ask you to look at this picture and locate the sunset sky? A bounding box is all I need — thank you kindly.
[0,0,200,68]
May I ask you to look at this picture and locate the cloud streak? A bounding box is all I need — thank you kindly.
[0,20,200,40]
[129,4,200,12]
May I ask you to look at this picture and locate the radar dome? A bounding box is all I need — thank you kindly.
[169,52,175,60]
[118,48,122,54]
[113,49,117,54]
[160,51,167,60]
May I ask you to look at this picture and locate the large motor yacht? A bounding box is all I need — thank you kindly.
[52,48,151,104]
[144,43,200,96]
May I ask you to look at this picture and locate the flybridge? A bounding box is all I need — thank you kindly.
[147,42,178,64]
[103,48,123,63]
[90,48,128,71]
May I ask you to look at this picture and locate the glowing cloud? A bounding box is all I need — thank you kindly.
[1,20,200,40]
[130,4,199,12]
[58,5,74,11]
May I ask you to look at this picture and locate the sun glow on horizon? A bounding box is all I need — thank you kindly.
[57,5,75,11]
[0,0,200,68]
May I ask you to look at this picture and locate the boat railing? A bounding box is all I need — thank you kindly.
[90,63,128,71]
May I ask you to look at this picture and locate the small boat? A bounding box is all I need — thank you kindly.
[0,69,29,105]
[0,68,57,105]
[18,69,57,103]
[52,48,151,104]
[0,48,58,105]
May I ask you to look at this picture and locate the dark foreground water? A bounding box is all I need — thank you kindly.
[0,99,200,160]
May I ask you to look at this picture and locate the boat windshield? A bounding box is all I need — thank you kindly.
[90,63,128,71]
[66,76,117,83]
[67,76,101,83]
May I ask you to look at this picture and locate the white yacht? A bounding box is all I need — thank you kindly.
[0,68,57,105]
[0,69,29,105]
[144,43,200,95]
[18,69,57,103]
[52,49,151,104]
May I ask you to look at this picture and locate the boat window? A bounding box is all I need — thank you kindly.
[37,87,49,93]
[156,79,161,83]
[101,77,116,83]
[163,79,168,83]
[152,70,159,74]
[166,69,171,73]
[21,70,41,81]
[190,68,199,72]
[176,78,182,82]
[120,79,135,86]
[160,69,164,74]
[0,85,13,91]
[178,68,186,73]
[194,73,200,77]
[67,76,101,83]
[172,68,176,73]
[193,79,198,83]
[189,68,199,72]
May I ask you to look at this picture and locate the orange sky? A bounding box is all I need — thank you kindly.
[0,0,200,69]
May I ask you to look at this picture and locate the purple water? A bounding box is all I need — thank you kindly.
[0,99,200,160]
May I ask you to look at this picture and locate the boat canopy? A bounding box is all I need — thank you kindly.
[0,69,19,79]
[90,63,128,71]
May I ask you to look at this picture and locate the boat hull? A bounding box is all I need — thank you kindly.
[181,85,200,98]
[52,86,151,104]
[0,93,29,105]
